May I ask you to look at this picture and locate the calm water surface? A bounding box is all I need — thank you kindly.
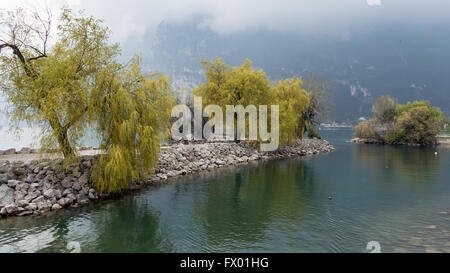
[1,129,449,253]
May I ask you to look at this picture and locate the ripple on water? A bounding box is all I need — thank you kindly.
[1,130,450,253]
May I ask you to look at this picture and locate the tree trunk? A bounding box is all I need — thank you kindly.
[58,130,75,158]
[49,116,75,158]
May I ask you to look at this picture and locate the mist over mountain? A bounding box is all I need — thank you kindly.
[2,0,450,126]
[122,18,450,123]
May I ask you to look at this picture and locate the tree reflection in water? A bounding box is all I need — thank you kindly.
[186,159,316,248]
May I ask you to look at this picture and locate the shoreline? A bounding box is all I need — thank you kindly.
[0,139,335,219]
[349,137,450,147]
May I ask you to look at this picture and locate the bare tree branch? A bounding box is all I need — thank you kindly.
[0,4,52,75]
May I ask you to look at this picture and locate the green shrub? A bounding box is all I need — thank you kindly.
[396,106,443,144]
[353,121,381,140]
[385,130,405,144]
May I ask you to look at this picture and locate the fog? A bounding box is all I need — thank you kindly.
[2,0,450,42]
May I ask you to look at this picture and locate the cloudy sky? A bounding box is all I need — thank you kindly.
[1,0,450,148]
[1,0,450,43]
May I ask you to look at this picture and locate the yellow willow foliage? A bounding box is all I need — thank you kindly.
[193,58,313,147]
[0,8,175,193]
[194,58,229,107]
[91,57,174,193]
[272,77,311,145]
[0,8,120,158]
[193,58,272,108]
[193,58,272,144]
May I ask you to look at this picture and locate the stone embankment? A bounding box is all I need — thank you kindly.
[0,139,334,218]
[349,137,450,146]
[349,138,385,145]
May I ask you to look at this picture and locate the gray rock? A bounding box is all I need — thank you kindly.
[7,180,20,188]
[12,167,26,176]
[216,159,226,165]
[78,174,89,185]
[79,199,89,205]
[25,203,38,211]
[36,170,47,179]
[76,194,88,203]
[16,183,29,192]
[0,173,8,184]
[88,192,96,200]
[37,201,50,212]
[17,200,30,207]
[72,182,81,191]
[5,204,19,215]
[14,190,27,202]
[18,211,33,217]
[0,164,8,174]
[61,177,73,189]
[54,189,62,199]
[38,161,50,169]
[24,192,39,202]
[62,188,73,196]
[42,182,52,191]
[43,189,55,199]
[157,173,168,180]
[56,173,65,180]
[58,198,70,207]
[0,184,14,207]
[66,193,76,203]
[32,196,45,204]
[25,174,36,183]
[79,187,89,196]
[52,204,63,211]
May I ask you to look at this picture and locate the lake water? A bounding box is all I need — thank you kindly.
[0,129,449,253]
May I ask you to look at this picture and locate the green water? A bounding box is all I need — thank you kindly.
[1,130,449,253]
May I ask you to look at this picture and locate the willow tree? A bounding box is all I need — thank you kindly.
[0,7,119,157]
[193,58,272,142]
[272,77,311,145]
[0,7,173,193]
[91,57,174,193]
[194,58,272,108]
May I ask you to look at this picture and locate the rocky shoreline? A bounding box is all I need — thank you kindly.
[349,137,450,147]
[0,139,334,219]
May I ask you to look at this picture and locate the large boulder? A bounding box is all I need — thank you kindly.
[0,184,14,207]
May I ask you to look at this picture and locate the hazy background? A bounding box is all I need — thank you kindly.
[1,0,450,148]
